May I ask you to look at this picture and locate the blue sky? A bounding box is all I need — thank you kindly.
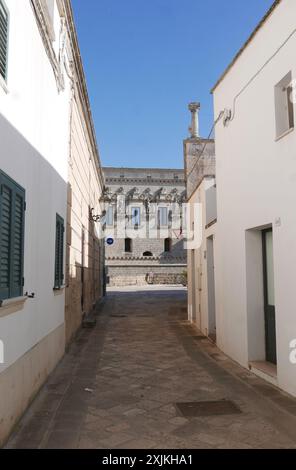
[71,0,275,169]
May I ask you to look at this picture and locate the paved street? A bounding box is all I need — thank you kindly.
[6,286,296,449]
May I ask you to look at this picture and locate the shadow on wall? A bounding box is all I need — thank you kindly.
[159,238,186,263]
[143,239,187,285]
[0,111,68,326]
[65,183,104,346]
[0,112,69,447]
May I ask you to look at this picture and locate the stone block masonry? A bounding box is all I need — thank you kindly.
[107,265,187,287]
[103,167,187,287]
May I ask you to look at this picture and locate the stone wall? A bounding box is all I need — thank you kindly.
[65,93,105,346]
[184,138,215,200]
[107,265,186,287]
[106,237,185,260]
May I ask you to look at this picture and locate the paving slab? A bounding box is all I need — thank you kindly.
[5,286,296,449]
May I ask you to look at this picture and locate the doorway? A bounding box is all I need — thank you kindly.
[262,229,277,364]
[191,250,197,323]
[207,236,216,342]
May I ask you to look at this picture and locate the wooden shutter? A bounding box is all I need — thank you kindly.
[0,182,11,299]
[0,171,25,300]
[11,190,25,297]
[54,214,64,289]
[0,1,8,81]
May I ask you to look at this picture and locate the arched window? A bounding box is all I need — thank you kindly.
[143,251,153,257]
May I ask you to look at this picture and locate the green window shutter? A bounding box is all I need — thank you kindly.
[0,0,9,81]
[54,214,64,289]
[0,182,11,299]
[10,190,25,297]
[0,171,25,300]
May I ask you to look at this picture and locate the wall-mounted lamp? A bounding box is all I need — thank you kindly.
[90,208,101,222]
[223,109,232,126]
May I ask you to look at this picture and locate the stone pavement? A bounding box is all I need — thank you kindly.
[6,286,296,449]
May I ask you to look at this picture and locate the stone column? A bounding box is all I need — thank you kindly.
[188,102,200,138]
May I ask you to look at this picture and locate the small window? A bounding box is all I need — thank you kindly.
[0,170,25,300]
[158,207,168,226]
[54,214,64,289]
[105,206,113,226]
[275,72,294,138]
[164,238,172,252]
[143,251,153,257]
[0,0,9,81]
[125,238,132,253]
[131,207,140,226]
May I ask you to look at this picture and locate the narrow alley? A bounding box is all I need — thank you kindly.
[6,287,296,449]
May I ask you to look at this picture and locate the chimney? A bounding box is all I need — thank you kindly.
[188,102,200,139]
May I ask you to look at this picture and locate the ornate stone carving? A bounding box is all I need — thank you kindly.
[30,0,66,92]
[126,187,139,200]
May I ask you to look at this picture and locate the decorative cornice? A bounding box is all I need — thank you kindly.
[106,255,187,261]
[62,0,105,190]
[101,187,186,204]
[30,0,65,92]
[105,177,185,185]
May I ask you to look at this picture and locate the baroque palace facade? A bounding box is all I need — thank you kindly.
[102,167,187,286]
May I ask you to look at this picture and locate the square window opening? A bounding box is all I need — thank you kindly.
[275,71,294,138]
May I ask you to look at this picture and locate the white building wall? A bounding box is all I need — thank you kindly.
[1,0,70,181]
[187,177,216,337]
[213,0,296,396]
[0,0,71,443]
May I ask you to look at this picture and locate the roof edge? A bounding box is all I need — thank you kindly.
[211,0,282,94]
[102,167,185,172]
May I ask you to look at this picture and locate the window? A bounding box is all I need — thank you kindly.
[164,238,172,252]
[275,72,294,138]
[54,214,64,289]
[0,0,9,81]
[105,206,113,226]
[131,207,140,227]
[143,251,153,257]
[125,238,132,253]
[158,207,168,226]
[0,170,25,300]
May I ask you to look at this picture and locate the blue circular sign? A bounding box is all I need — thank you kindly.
[106,237,114,246]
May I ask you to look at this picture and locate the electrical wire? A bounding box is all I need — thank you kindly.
[187,25,296,181]
[186,110,224,180]
[228,27,296,122]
